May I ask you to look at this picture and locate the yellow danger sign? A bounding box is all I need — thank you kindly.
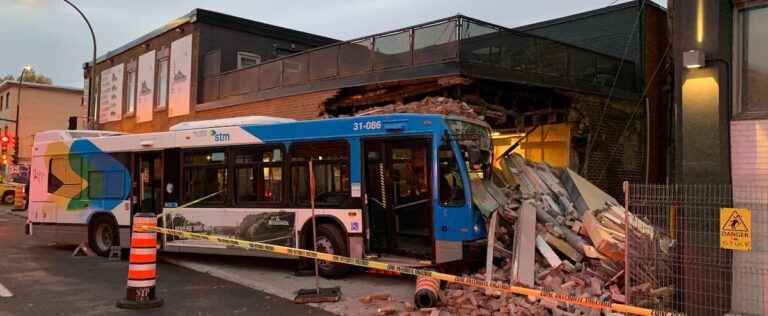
[720,208,751,251]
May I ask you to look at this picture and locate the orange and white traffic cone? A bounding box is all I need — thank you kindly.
[414,276,440,308]
[116,212,163,309]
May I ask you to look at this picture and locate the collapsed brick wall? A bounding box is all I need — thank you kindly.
[563,90,646,199]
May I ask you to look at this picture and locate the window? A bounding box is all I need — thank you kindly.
[125,64,137,115]
[235,147,283,204]
[738,5,768,115]
[182,150,227,205]
[290,141,350,207]
[156,58,169,109]
[5,92,9,109]
[438,144,465,207]
[0,95,3,111]
[88,171,125,199]
[237,52,262,69]
[48,156,82,198]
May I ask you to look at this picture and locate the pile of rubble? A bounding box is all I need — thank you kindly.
[355,97,481,120]
[434,154,671,315]
[350,96,672,315]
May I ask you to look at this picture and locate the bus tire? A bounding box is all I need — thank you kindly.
[2,191,13,204]
[312,223,351,279]
[88,216,118,257]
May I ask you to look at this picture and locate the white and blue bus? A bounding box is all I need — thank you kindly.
[27,114,491,277]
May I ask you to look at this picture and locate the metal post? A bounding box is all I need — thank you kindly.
[309,160,319,293]
[623,180,631,304]
[14,67,28,165]
[63,0,97,129]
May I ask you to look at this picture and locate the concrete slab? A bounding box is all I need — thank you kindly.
[161,253,414,315]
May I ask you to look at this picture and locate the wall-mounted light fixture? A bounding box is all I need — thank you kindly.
[683,49,706,69]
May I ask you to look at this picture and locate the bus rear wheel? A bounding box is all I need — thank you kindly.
[89,217,118,257]
[308,223,350,279]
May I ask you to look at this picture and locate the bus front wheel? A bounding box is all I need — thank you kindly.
[308,223,350,279]
[89,216,118,257]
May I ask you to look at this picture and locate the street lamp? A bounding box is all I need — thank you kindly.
[13,65,32,165]
[63,0,97,129]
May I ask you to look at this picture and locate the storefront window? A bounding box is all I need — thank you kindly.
[738,5,768,115]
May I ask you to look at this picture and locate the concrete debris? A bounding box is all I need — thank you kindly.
[402,153,669,315]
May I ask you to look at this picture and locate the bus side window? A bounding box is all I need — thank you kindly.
[290,141,350,208]
[438,144,465,207]
[48,156,82,199]
[234,147,283,204]
[181,150,228,206]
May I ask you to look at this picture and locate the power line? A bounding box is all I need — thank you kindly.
[595,41,672,184]
[582,0,647,175]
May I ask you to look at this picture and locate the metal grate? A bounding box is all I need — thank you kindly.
[625,183,768,315]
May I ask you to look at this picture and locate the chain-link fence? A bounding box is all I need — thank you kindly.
[625,183,768,315]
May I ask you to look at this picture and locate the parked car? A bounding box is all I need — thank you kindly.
[0,182,22,204]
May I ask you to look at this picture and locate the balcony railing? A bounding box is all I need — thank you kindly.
[201,16,637,104]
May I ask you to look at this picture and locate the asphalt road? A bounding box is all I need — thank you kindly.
[0,210,332,316]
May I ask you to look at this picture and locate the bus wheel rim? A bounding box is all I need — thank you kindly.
[316,236,335,270]
[95,223,113,251]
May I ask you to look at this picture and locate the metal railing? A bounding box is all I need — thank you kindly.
[202,15,637,103]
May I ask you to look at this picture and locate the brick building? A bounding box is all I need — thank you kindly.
[84,8,337,133]
[86,5,668,198]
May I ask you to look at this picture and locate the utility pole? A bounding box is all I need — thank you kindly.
[63,0,97,129]
[13,65,31,165]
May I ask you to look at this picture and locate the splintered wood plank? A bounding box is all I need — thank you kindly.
[582,210,624,262]
[512,200,536,287]
[542,232,583,262]
[536,235,562,268]
[485,211,499,285]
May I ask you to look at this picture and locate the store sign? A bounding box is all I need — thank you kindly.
[168,34,192,118]
[98,63,124,123]
[136,50,156,123]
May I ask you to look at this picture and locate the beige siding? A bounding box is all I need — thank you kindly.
[0,85,84,163]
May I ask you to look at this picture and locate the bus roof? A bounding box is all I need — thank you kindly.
[33,114,490,156]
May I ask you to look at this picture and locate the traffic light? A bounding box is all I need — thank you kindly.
[0,132,8,165]
[11,136,18,165]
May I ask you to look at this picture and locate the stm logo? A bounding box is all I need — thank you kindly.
[210,130,231,142]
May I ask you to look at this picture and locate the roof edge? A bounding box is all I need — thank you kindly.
[0,80,83,93]
[515,0,666,32]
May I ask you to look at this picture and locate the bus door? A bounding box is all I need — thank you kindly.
[133,152,163,215]
[363,138,433,259]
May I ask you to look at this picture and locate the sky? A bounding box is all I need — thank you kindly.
[0,0,665,88]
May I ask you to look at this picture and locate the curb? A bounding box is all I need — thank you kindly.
[4,210,26,220]
[160,257,344,315]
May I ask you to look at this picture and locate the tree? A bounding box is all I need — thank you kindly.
[0,69,53,85]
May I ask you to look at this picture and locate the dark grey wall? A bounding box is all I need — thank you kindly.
[198,23,321,74]
[519,5,641,63]
[671,0,732,185]
[196,23,336,104]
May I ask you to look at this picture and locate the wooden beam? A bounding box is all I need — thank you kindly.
[511,200,536,287]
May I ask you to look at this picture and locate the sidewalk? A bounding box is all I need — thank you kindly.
[3,208,26,219]
[161,253,414,315]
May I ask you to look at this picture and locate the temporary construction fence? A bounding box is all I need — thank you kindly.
[625,183,768,315]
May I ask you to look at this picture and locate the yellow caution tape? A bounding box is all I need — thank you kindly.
[142,225,673,316]
[156,191,223,219]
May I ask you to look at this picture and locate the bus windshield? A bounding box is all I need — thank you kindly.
[446,119,492,170]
